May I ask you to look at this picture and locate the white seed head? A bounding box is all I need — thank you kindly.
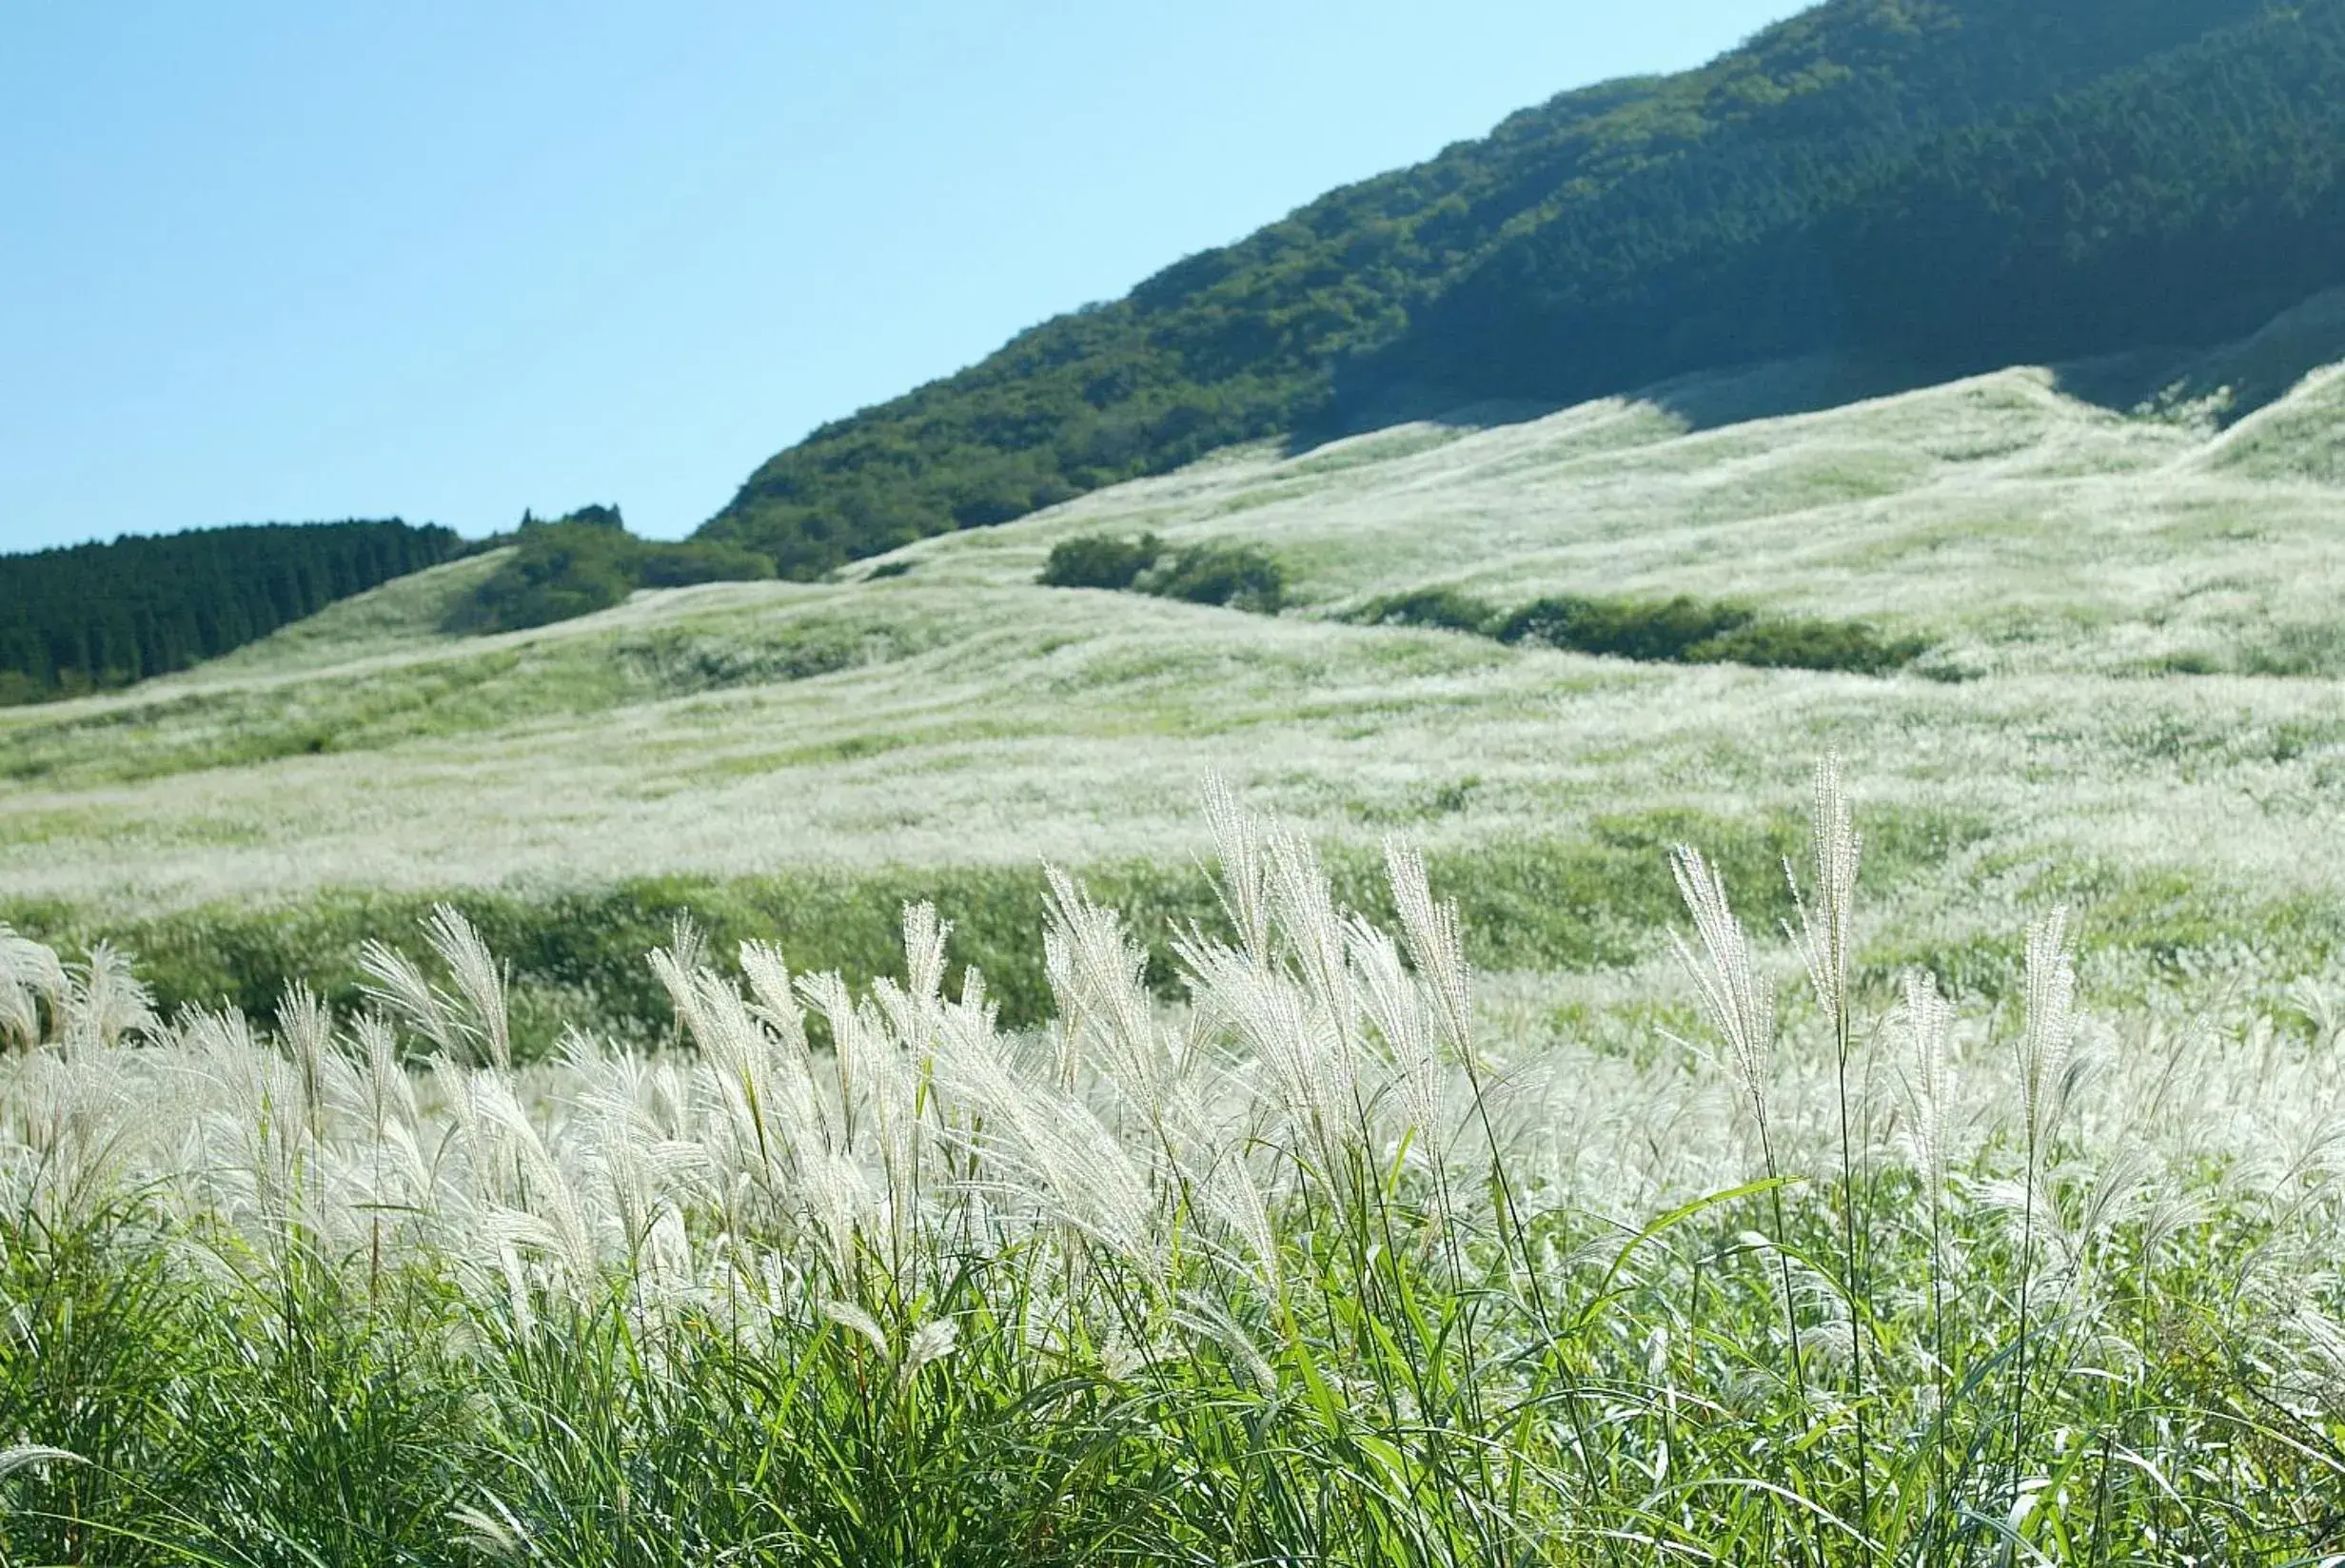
[819,1298,892,1359]
[424,905,512,1072]
[1671,846,1777,1132]
[2019,909,2080,1153]
[1789,755,1862,1028]
[0,1444,86,1480]
[897,1318,960,1395]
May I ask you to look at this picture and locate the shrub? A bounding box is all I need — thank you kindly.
[448,522,639,633]
[1038,532,1163,591]
[1696,615,1927,675]
[1497,594,1754,662]
[1350,587,1500,635]
[1495,592,1923,674]
[1138,543,1286,613]
[450,514,773,634]
[1038,534,1286,614]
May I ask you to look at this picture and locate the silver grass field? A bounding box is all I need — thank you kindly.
[16,333,2345,932]
[6,768,2345,1561]
[10,333,2345,1561]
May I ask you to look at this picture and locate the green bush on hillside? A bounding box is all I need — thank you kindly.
[1138,543,1286,613]
[449,508,774,634]
[1343,587,1926,674]
[1350,588,1503,636]
[447,522,636,632]
[1496,593,1923,675]
[1496,595,1753,662]
[1038,533,1163,590]
[1699,615,1930,675]
[1037,534,1286,614]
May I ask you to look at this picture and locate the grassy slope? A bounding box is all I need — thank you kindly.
[195,547,514,677]
[10,319,2345,1029]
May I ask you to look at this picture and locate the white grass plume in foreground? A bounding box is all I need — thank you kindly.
[3,771,2345,1564]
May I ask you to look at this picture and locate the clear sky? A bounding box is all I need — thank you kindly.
[2,1,1806,552]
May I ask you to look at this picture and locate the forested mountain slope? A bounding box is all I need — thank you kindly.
[700,0,2321,576]
[1386,0,2345,397]
[0,519,461,703]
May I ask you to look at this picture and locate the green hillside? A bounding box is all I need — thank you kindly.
[1370,0,2345,399]
[699,0,2329,577]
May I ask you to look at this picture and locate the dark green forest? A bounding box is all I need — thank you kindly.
[0,520,460,703]
[1377,0,2345,398]
[698,0,2344,577]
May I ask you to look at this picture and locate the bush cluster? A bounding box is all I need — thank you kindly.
[1037,533,1287,614]
[1353,585,1926,675]
[448,508,774,634]
[1497,594,1755,661]
[1038,532,1163,591]
[1350,587,1501,636]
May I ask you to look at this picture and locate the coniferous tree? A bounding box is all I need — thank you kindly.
[0,520,462,703]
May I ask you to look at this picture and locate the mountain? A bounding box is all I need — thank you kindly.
[0,519,462,703]
[698,0,2340,578]
[1387,0,2345,399]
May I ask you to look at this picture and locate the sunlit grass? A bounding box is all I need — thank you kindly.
[5,772,2345,1563]
[9,342,2345,1558]
[10,350,2345,945]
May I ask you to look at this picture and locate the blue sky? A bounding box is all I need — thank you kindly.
[1,1,1805,552]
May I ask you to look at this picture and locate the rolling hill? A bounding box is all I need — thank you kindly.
[10,288,2345,1038]
[25,8,2345,1551]
[698,0,2344,577]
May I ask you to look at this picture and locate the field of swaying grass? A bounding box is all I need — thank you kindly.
[12,313,2345,1047]
[8,314,2345,1558]
[5,767,2345,1563]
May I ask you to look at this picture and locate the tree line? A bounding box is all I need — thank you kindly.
[0,519,461,703]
